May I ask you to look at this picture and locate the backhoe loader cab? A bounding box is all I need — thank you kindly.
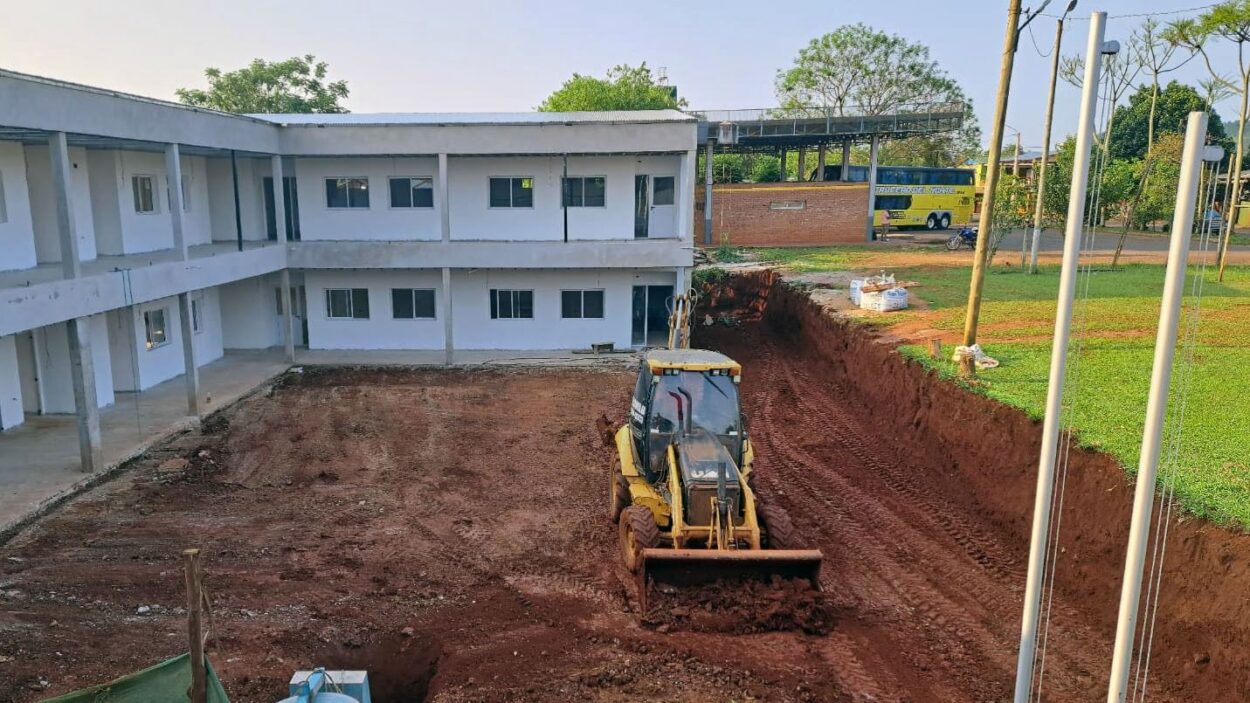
[612,348,823,610]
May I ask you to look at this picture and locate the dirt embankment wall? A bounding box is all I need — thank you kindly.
[695,183,869,247]
[716,270,1250,698]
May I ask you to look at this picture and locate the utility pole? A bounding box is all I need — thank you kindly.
[1029,1,1077,275]
[960,0,1035,376]
[1013,130,1022,177]
[1106,111,1208,703]
[1030,3,1076,274]
[1013,13,1106,701]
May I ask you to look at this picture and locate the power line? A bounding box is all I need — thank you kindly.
[1042,3,1218,20]
[1027,21,1054,59]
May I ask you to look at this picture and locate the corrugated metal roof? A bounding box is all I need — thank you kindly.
[248,110,695,126]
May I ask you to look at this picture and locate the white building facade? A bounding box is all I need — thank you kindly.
[0,70,696,472]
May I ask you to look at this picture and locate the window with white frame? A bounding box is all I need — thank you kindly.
[561,290,605,319]
[389,177,434,208]
[562,177,606,208]
[325,178,370,208]
[132,175,157,214]
[144,308,169,349]
[392,288,436,319]
[653,176,675,206]
[0,171,7,224]
[489,289,533,319]
[326,288,370,319]
[191,296,203,334]
[489,177,533,208]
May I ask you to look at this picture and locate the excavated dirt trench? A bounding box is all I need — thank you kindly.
[0,274,1247,701]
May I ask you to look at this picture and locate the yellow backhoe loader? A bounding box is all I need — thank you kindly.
[609,291,823,610]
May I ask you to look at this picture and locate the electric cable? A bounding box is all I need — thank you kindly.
[1031,55,1116,702]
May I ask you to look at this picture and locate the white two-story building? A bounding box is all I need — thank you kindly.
[0,69,696,475]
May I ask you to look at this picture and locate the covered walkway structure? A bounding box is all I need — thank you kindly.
[690,101,968,244]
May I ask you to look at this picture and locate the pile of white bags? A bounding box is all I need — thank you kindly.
[851,273,908,312]
[952,343,1000,369]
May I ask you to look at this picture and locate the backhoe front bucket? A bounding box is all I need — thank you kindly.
[638,548,823,612]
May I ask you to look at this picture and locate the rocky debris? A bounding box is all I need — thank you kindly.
[642,575,836,635]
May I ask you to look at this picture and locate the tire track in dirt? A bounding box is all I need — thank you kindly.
[717,327,1113,701]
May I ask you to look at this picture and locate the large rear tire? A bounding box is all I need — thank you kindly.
[926,214,938,230]
[609,457,630,522]
[619,506,660,573]
[939,213,951,230]
[757,502,800,550]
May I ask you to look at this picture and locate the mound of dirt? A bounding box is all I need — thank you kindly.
[643,575,836,635]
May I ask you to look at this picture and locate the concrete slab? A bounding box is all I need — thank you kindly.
[0,241,279,290]
[0,349,288,538]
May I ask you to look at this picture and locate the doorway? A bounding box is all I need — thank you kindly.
[634,175,676,239]
[263,176,301,241]
[631,284,673,347]
[15,331,40,416]
[276,284,308,346]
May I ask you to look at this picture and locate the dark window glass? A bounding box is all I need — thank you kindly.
[348,179,369,208]
[413,289,435,318]
[351,288,369,318]
[390,177,433,208]
[583,290,604,318]
[561,290,582,318]
[511,177,533,207]
[653,176,675,205]
[489,178,511,207]
[491,289,533,319]
[327,289,352,318]
[327,178,369,208]
[584,177,606,207]
[874,195,912,211]
[389,178,412,208]
[392,288,414,319]
[562,178,584,207]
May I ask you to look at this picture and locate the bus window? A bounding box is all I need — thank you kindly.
[874,195,912,211]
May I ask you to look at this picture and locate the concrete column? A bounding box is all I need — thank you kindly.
[280,268,295,362]
[678,149,696,242]
[177,292,200,418]
[779,148,788,181]
[438,154,451,243]
[703,139,714,245]
[66,317,102,473]
[675,266,687,293]
[798,149,807,182]
[866,136,880,242]
[840,142,851,181]
[817,144,827,181]
[48,132,82,279]
[442,268,453,365]
[165,143,187,259]
[270,155,287,242]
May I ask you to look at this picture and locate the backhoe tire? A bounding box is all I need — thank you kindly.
[609,458,630,522]
[619,506,660,574]
[758,502,800,550]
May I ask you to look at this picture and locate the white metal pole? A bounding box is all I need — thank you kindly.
[1106,110,1208,703]
[1013,12,1105,702]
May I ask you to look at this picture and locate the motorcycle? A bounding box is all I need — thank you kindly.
[946,226,978,251]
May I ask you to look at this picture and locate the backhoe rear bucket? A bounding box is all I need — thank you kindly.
[638,548,823,612]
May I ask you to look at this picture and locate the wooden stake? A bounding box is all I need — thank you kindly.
[929,339,942,360]
[184,549,206,703]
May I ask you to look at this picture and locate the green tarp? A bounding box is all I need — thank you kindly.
[42,653,230,703]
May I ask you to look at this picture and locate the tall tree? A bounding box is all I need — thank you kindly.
[176,55,349,114]
[1167,1,1250,280]
[538,63,684,112]
[1135,18,1194,154]
[1108,81,1228,160]
[1060,36,1144,155]
[774,25,980,165]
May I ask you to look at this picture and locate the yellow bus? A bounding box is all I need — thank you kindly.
[814,165,976,230]
[871,167,976,230]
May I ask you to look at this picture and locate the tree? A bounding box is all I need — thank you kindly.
[1108,81,1228,160]
[1167,1,1250,280]
[538,63,685,112]
[750,156,782,183]
[1060,37,1144,155]
[1135,18,1194,154]
[774,25,980,166]
[176,55,349,114]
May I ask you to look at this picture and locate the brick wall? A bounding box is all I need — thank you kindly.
[694,182,869,247]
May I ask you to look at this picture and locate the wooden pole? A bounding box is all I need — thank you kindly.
[184,549,207,703]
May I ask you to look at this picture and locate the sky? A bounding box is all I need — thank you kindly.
[1,1,1240,151]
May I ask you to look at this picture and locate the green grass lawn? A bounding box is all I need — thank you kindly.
[720,243,1250,527]
[895,263,1250,528]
